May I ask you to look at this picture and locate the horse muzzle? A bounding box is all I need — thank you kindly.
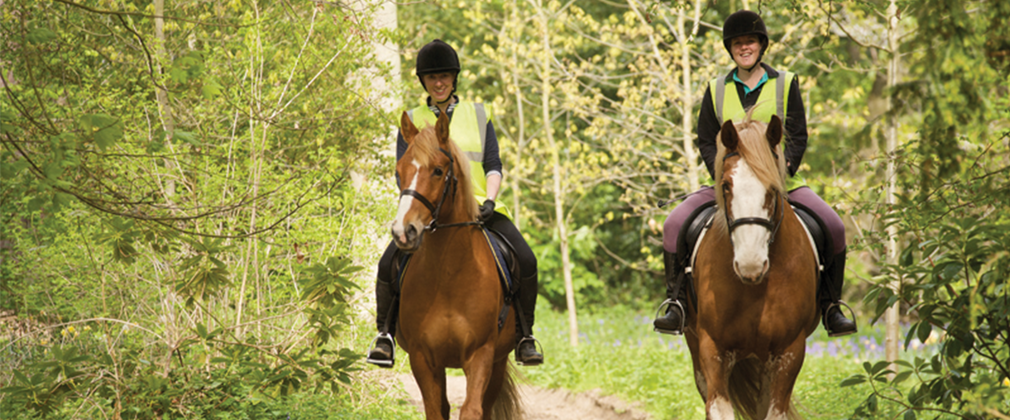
[391,221,424,252]
[734,258,769,285]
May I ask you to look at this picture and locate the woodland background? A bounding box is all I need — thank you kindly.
[1,0,1008,418]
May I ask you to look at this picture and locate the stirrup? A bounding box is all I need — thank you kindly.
[366,332,395,368]
[822,301,858,337]
[653,298,686,335]
[515,336,544,366]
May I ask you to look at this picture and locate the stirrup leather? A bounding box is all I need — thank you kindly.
[822,300,858,337]
[654,298,686,335]
[366,332,396,368]
[515,337,544,366]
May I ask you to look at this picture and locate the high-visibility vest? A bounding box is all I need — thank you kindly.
[408,101,512,219]
[710,70,794,125]
[709,70,806,189]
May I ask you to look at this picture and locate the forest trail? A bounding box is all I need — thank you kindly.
[397,373,651,420]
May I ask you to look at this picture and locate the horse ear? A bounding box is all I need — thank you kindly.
[401,111,418,144]
[720,120,739,151]
[435,111,450,147]
[766,115,783,149]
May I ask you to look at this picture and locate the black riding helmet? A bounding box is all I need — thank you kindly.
[722,10,769,67]
[416,39,460,98]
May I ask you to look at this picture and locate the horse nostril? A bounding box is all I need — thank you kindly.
[406,224,418,241]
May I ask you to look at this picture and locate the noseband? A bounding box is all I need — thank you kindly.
[722,151,785,246]
[399,148,478,232]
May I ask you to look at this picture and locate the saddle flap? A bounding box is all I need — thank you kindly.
[679,204,718,270]
[791,205,830,270]
[485,228,519,292]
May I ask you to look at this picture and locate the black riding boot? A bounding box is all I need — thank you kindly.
[821,248,857,337]
[515,272,543,366]
[654,251,688,335]
[367,247,399,367]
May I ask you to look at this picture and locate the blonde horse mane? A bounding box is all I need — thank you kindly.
[407,126,479,221]
[712,109,789,235]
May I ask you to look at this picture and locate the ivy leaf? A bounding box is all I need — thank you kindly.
[27,27,57,44]
[78,114,123,151]
[173,130,201,146]
[202,78,223,98]
[0,109,19,134]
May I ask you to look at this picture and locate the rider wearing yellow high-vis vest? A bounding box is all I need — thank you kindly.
[653,10,857,338]
[407,101,512,219]
[368,39,543,368]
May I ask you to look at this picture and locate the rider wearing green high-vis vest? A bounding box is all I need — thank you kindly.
[653,10,857,337]
[367,39,543,367]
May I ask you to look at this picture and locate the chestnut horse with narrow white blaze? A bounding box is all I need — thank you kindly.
[390,111,522,420]
[685,114,819,420]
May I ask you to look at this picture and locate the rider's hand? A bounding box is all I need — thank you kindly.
[479,199,495,221]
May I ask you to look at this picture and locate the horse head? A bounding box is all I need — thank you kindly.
[715,114,787,284]
[391,111,476,252]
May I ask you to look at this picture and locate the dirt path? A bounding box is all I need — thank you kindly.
[397,374,651,420]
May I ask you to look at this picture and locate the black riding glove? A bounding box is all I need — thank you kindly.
[479,199,496,221]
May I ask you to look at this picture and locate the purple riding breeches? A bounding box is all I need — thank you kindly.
[662,186,846,256]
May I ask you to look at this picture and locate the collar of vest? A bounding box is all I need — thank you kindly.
[723,63,780,82]
[426,95,460,115]
[734,70,769,96]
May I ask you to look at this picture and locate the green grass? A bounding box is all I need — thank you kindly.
[344,303,955,419]
[520,306,938,420]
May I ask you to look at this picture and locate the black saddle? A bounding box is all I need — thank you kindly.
[675,201,832,270]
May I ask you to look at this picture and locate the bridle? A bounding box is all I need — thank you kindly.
[722,150,785,246]
[399,147,480,232]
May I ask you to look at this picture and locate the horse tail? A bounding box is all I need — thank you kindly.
[489,361,524,420]
[727,357,762,420]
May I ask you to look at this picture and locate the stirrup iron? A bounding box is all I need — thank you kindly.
[654,298,686,335]
[822,300,858,337]
[366,332,396,368]
[515,336,544,366]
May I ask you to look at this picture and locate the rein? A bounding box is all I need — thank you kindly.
[399,147,481,232]
[722,150,785,246]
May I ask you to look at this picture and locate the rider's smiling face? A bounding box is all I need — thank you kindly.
[730,35,762,69]
[422,72,456,103]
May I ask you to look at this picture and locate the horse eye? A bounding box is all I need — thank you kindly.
[722,184,731,195]
[433,167,444,177]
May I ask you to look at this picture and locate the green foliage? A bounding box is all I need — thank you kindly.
[849,133,1010,418]
[525,307,885,419]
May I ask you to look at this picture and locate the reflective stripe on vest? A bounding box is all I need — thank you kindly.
[711,70,793,125]
[407,101,512,218]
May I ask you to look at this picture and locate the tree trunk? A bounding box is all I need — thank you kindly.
[679,3,702,192]
[539,0,579,347]
[884,0,902,378]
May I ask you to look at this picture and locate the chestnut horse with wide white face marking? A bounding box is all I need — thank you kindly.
[391,111,521,420]
[685,114,819,420]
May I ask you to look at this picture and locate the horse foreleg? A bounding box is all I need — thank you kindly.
[765,339,806,420]
[409,352,450,420]
[697,335,735,420]
[480,357,508,419]
[459,344,496,420]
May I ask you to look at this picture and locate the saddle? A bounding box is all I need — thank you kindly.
[391,229,519,291]
[676,200,833,309]
[390,227,521,330]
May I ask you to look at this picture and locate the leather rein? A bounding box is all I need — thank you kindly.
[399,147,481,232]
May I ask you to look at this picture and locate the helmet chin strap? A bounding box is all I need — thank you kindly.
[435,79,458,105]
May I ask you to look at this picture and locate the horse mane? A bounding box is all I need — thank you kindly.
[409,125,479,220]
[712,108,789,234]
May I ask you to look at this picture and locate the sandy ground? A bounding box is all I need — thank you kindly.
[396,373,651,420]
